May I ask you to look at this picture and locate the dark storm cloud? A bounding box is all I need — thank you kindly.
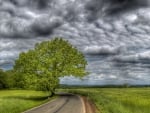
[0,0,64,39]
[0,0,148,40]
[105,0,149,15]
[0,0,150,85]
[8,0,52,8]
[85,0,149,21]
[31,17,63,36]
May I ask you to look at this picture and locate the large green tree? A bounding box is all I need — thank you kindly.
[14,38,87,96]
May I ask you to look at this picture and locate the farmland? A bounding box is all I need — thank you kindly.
[0,88,150,113]
[60,87,150,113]
[0,90,53,113]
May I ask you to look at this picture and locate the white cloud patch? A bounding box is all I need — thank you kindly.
[114,51,150,63]
[84,45,126,55]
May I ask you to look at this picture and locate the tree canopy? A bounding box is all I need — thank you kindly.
[14,38,87,95]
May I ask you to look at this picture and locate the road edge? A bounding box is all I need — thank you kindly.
[81,96,97,113]
[22,97,57,113]
[78,95,86,113]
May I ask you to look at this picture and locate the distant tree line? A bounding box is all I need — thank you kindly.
[0,69,14,89]
[0,69,7,89]
[0,69,23,89]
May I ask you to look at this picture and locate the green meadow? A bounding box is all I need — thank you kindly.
[0,90,53,113]
[0,88,150,113]
[60,87,150,113]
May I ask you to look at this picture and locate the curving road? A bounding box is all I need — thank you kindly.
[23,94,85,113]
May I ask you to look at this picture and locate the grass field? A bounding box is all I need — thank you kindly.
[1,88,150,113]
[0,90,53,113]
[59,87,150,113]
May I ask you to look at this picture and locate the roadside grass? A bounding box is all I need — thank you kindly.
[58,88,150,113]
[0,90,53,113]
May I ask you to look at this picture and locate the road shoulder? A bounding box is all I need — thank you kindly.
[81,96,97,113]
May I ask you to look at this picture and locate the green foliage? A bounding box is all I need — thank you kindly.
[9,71,25,89]
[0,69,5,89]
[0,69,20,89]
[14,38,87,94]
[0,69,10,89]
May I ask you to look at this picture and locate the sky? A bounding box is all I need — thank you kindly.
[0,0,150,85]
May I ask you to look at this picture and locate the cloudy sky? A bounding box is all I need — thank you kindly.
[0,0,150,85]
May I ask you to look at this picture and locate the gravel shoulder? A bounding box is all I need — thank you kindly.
[82,96,97,113]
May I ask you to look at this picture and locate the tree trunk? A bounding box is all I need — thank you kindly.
[49,89,55,97]
[50,91,55,97]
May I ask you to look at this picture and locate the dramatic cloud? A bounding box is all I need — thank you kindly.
[0,0,150,85]
[104,0,149,15]
[84,45,126,55]
[114,51,150,63]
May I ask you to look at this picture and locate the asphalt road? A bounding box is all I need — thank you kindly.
[23,94,84,113]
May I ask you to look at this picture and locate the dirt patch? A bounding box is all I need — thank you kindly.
[82,96,97,113]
